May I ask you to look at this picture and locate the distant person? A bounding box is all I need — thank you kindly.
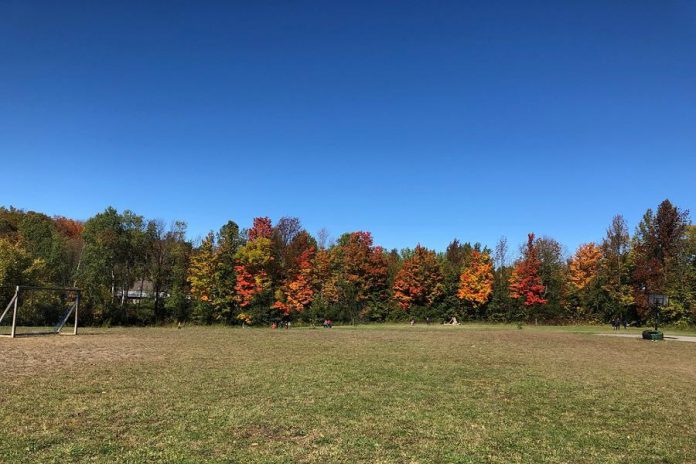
[426,317,431,325]
[410,319,415,326]
[611,317,620,331]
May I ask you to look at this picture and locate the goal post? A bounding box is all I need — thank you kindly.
[0,286,80,338]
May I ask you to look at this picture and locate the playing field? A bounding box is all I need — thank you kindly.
[1,325,694,463]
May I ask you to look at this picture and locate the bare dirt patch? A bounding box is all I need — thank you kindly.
[0,329,164,378]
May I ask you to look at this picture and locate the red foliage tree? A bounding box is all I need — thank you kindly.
[248,217,273,241]
[509,233,547,306]
[234,265,269,308]
[393,245,443,310]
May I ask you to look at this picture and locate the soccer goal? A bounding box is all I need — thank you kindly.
[0,286,80,338]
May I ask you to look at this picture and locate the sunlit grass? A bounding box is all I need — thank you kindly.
[0,325,694,462]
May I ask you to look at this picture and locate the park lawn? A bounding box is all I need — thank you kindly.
[0,325,694,463]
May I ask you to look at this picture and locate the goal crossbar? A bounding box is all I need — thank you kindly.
[0,286,80,338]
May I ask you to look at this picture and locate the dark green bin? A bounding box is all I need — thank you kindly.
[642,330,664,341]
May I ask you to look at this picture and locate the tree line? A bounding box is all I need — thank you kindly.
[0,199,693,327]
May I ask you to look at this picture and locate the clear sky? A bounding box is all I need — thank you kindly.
[1,1,694,255]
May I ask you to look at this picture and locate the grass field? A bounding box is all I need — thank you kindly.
[1,324,695,463]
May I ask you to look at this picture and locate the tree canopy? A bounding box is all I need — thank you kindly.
[0,199,693,326]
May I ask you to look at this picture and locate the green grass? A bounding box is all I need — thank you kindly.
[0,325,695,463]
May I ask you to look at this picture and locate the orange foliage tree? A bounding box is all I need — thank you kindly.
[273,247,315,314]
[393,245,443,310]
[568,243,602,290]
[457,250,494,307]
[53,216,84,239]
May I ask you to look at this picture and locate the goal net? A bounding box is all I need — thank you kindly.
[0,286,80,338]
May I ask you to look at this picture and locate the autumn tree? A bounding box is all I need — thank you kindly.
[568,243,601,290]
[234,217,276,316]
[226,217,278,322]
[0,238,44,289]
[596,215,634,320]
[0,210,84,290]
[458,250,494,309]
[188,225,242,323]
[313,248,340,304]
[566,242,602,319]
[16,212,65,285]
[2,199,692,327]
[282,230,316,276]
[509,233,547,319]
[187,232,217,322]
[248,217,273,241]
[187,225,240,323]
[304,247,341,323]
[333,232,389,323]
[633,200,691,321]
[53,216,84,286]
[439,239,472,320]
[274,247,315,315]
[234,237,273,308]
[3,206,191,326]
[393,244,443,312]
[272,226,317,316]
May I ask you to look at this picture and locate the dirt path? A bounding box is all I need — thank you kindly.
[598,333,696,343]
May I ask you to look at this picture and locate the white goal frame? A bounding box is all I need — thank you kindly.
[0,286,80,338]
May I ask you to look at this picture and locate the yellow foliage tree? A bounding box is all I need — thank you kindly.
[457,250,494,307]
[187,232,216,303]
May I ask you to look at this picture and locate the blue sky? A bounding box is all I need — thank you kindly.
[1,1,694,255]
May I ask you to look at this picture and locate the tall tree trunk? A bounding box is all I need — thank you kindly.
[73,243,85,287]
[154,283,161,322]
[111,269,116,304]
